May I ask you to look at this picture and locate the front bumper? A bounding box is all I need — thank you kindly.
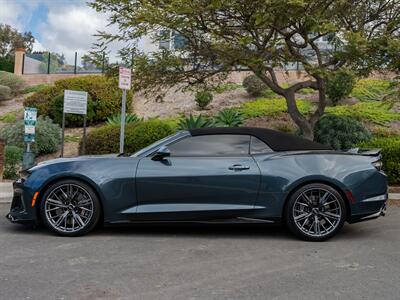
[5,180,36,225]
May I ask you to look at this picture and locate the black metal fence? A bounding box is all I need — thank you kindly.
[22,52,106,75]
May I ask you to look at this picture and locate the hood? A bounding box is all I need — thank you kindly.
[29,154,120,171]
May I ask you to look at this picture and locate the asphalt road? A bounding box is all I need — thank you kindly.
[0,203,399,300]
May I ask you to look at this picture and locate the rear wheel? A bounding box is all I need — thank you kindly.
[40,180,101,236]
[285,183,346,241]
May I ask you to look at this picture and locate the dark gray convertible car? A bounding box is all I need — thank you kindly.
[7,127,388,241]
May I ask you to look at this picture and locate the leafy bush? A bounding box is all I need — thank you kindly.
[326,102,400,125]
[82,119,174,155]
[0,84,12,101]
[0,71,25,94]
[239,98,312,118]
[351,79,392,101]
[0,116,60,155]
[106,113,143,125]
[177,114,212,130]
[326,69,356,104]
[195,90,213,109]
[242,75,268,96]
[50,93,96,127]
[0,57,14,73]
[3,146,24,180]
[357,137,400,184]
[24,75,133,126]
[314,114,371,150]
[213,108,244,127]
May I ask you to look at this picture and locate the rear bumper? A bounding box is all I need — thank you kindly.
[348,202,387,224]
[348,193,387,224]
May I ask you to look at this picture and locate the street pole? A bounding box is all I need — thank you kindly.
[119,89,127,154]
[61,112,65,157]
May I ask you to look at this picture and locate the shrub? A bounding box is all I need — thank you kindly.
[24,75,133,126]
[326,101,400,125]
[314,114,371,150]
[82,119,174,155]
[0,57,14,73]
[326,69,356,104]
[351,79,392,101]
[242,75,268,97]
[195,90,213,109]
[106,113,143,125]
[0,84,12,101]
[3,146,24,180]
[213,108,244,127]
[177,114,212,130]
[357,137,400,184]
[0,116,60,155]
[0,71,25,94]
[239,98,312,118]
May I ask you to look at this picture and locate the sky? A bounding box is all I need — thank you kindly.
[0,0,118,64]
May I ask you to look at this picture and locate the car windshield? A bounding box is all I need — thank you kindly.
[131,132,186,157]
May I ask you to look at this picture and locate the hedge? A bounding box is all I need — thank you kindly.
[81,119,174,155]
[24,75,133,126]
[357,137,400,184]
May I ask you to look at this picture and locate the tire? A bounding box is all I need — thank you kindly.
[40,179,101,236]
[285,183,346,241]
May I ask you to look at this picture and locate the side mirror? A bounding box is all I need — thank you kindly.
[151,146,171,161]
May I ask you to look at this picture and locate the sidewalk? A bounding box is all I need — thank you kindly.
[0,182,13,203]
[1,181,399,203]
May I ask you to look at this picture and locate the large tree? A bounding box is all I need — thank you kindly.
[90,0,400,139]
[0,24,34,58]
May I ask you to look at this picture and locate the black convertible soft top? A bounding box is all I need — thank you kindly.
[190,127,332,152]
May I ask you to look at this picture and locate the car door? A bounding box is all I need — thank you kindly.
[135,134,261,220]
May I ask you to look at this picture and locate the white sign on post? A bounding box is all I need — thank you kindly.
[64,90,88,115]
[118,67,132,90]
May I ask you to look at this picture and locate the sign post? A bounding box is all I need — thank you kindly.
[61,90,88,157]
[118,66,132,154]
[23,107,37,169]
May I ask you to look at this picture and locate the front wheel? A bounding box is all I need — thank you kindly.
[40,180,101,236]
[285,183,346,241]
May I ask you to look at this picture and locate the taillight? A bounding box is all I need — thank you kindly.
[372,160,383,171]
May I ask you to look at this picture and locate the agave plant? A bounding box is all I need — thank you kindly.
[177,114,212,130]
[213,108,244,127]
[106,113,143,125]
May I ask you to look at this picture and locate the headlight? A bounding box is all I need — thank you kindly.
[372,160,383,171]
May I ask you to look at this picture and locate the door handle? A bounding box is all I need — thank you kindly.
[229,164,250,171]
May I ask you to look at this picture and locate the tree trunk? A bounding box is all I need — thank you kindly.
[283,91,315,140]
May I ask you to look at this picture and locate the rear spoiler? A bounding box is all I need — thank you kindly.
[347,148,381,158]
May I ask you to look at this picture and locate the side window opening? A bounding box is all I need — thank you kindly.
[167,134,250,156]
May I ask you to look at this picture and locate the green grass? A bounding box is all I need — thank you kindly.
[213,83,242,94]
[239,97,312,118]
[326,102,400,125]
[22,84,51,94]
[350,79,392,101]
[0,109,23,123]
